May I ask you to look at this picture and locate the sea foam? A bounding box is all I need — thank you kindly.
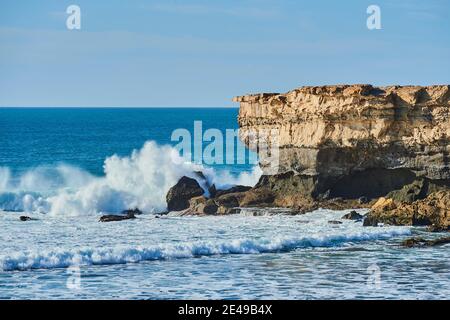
[0,228,410,271]
[0,141,262,216]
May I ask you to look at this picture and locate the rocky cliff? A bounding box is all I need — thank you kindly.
[234,84,450,201]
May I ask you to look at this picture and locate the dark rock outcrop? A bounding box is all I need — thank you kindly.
[166,176,204,211]
[99,209,138,222]
[166,85,450,220]
[122,208,143,216]
[99,214,136,223]
[214,186,252,198]
[342,211,364,220]
[20,216,37,221]
[402,237,450,247]
[165,177,255,215]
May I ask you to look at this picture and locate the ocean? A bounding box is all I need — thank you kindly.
[0,108,448,299]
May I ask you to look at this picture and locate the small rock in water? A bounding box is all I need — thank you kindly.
[427,224,449,233]
[328,220,343,225]
[99,212,137,222]
[341,210,364,220]
[401,237,450,248]
[20,216,36,221]
[121,208,143,216]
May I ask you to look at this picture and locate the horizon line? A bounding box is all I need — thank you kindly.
[0,105,239,109]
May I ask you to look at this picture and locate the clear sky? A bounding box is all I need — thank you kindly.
[0,0,449,107]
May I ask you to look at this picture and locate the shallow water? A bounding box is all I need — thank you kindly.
[1,209,448,300]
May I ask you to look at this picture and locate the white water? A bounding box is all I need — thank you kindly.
[0,141,262,216]
[0,209,410,272]
[2,207,450,299]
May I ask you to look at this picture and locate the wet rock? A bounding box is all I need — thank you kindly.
[121,208,143,216]
[239,188,276,207]
[208,184,217,198]
[166,176,204,211]
[99,213,136,222]
[401,237,450,248]
[203,201,219,215]
[364,191,450,229]
[342,211,364,220]
[328,220,343,225]
[427,224,449,233]
[214,192,245,208]
[214,185,252,198]
[184,196,219,215]
[216,206,240,215]
[19,216,37,221]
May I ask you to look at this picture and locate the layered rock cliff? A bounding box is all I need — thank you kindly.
[234,84,450,202]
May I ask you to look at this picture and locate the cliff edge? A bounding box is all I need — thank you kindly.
[234,84,450,202]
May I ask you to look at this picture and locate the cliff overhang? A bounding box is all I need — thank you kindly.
[235,84,450,201]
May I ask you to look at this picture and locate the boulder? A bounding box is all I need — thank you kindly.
[364,191,450,229]
[214,192,246,208]
[166,176,204,211]
[187,196,218,215]
[341,210,364,220]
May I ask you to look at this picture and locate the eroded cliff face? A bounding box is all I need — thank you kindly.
[235,84,450,200]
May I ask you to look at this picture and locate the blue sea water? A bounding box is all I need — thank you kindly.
[0,108,449,300]
[0,107,251,176]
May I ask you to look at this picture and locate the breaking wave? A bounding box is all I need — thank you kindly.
[0,228,410,271]
[0,141,262,216]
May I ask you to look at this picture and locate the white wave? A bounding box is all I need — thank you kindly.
[0,141,261,216]
[0,228,410,271]
[0,167,11,193]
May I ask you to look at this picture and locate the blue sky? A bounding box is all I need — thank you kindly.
[0,0,449,107]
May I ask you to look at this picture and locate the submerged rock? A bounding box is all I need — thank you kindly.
[99,210,137,222]
[401,237,450,248]
[19,216,37,221]
[121,208,143,216]
[166,176,204,211]
[99,215,136,223]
